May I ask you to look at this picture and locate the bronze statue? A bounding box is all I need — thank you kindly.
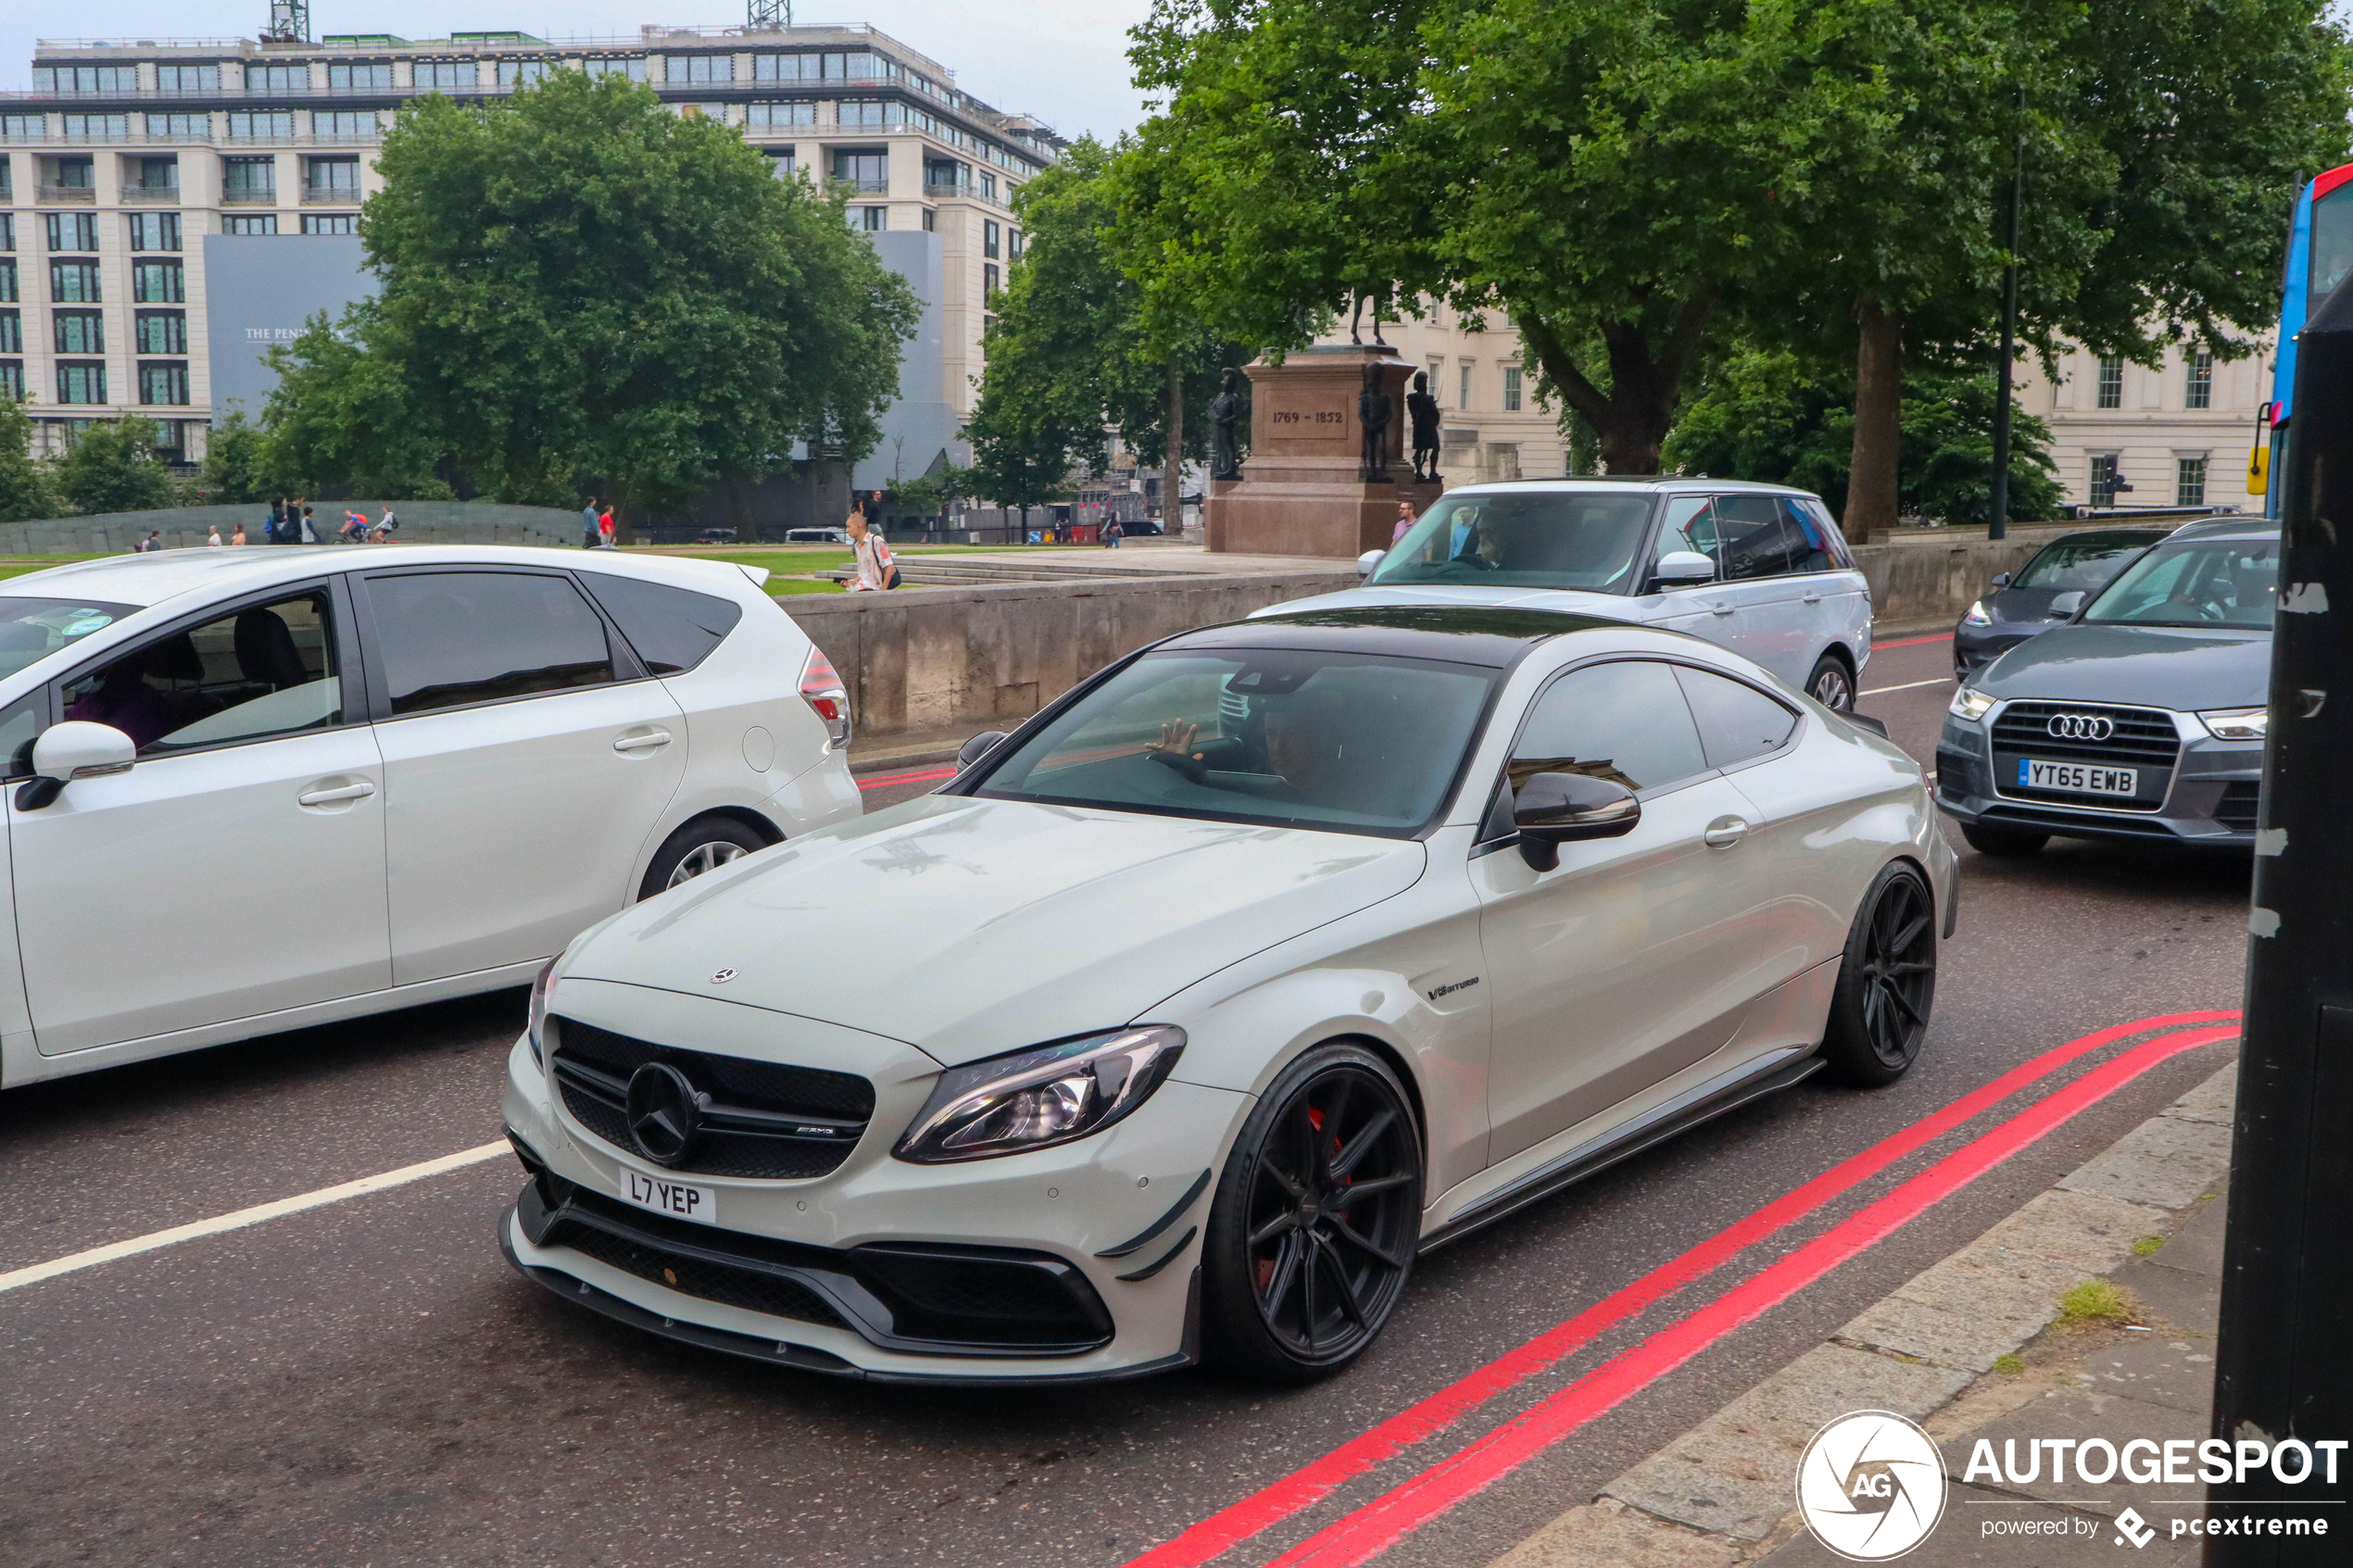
[1348,291,1389,346]
[1210,368,1245,481]
[1358,362,1393,483]
[1407,370,1442,483]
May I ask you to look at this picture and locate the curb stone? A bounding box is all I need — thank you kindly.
[1487,1062,2238,1568]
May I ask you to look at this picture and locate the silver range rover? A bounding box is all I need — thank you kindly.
[1933,519,2276,854]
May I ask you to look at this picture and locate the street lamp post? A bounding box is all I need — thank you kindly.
[2204,269,2353,1564]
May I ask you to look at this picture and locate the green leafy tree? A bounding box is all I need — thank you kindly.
[56,416,179,516]
[195,408,274,505]
[887,461,975,521]
[0,396,65,524]
[259,307,449,498]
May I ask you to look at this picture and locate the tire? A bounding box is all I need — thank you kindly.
[1806,652,1856,712]
[1960,822,2048,858]
[636,816,769,901]
[1201,1043,1423,1385]
[1820,862,1938,1087]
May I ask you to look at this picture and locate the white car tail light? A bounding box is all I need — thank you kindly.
[799,646,851,748]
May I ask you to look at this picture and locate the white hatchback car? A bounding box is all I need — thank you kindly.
[0,546,859,1088]
[1258,478,1876,710]
[501,607,1952,1386]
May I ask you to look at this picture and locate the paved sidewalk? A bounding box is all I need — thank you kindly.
[1491,1066,2239,1567]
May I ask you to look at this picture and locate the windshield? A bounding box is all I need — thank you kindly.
[2015,534,2158,591]
[1367,492,1654,595]
[2083,538,2279,630]
[972,647,1499,836]
[0,596,141,682]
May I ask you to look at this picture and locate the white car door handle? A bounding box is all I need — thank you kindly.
[1703,816,1749,848]
[297,781,376,807]
[613,729,673,754]
[1708,601,1736,617]
[1802,591,1824,604]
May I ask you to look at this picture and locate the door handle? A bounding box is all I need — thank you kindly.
[1703,816,1749,847]
[613,729,673,754]
[297,781,376,807]
[1802,591,1824,604]
[1708,602,1736,617]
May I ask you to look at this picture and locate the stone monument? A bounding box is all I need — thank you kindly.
[1205,345,1440,558]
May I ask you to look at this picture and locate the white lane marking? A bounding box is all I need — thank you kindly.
[0,1140,508,1296]
[1862,677,1953,696]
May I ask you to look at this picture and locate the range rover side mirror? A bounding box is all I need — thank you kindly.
[1649,550,1718,590]
[2046,590,2087,620]
[1356,548,1386,577]
[1990,571,2012,588]
[958,730,1011,770]
[1513,771,1641,871]
[17,721,137,810]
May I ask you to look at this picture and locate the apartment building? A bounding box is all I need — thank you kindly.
[0,18,1058,477]
[1312,302,1568,484]
[2018,338,2272,516]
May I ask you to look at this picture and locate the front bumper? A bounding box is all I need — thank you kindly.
[1932,710,2260,847]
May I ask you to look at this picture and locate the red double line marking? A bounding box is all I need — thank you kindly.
[1871,632,1955,650]
[1123,1010,2239,1568]
[1266,1021,2241,1568]
[855,764,959,791]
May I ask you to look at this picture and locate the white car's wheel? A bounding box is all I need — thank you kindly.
[638,817,767,900]
[1806,653,1856,712]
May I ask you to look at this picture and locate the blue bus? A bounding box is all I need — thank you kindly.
[2263,164,2353,515]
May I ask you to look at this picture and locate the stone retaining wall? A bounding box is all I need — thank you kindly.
[0,500,582,554]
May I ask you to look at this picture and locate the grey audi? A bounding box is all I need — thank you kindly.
[1934,518,2277,855]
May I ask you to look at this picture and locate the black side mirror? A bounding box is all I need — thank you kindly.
[12,776,62,811]
[1990,571,2012,588]
[1514,771,1641,871]
[958,731,1010,770]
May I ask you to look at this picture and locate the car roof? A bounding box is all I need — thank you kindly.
[2033,526,2172,550]
[2164,517,2280,545]
[1163,606,1628,669]
[0,545,766,611]
[1434,476,1819,498]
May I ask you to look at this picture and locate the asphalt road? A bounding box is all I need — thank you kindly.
[0,634,2256,1568]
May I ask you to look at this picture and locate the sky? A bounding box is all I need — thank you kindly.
[0,0,1161,141]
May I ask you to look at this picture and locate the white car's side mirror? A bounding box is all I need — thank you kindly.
[1356,548,1386,578]
[1651,550,1718,587]
[19,721,137,810]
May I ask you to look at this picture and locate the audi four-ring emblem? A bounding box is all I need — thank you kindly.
[2047,712,2115,741]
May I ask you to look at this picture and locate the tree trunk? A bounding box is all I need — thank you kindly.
[1847,296,1903,539]
[1516,302,1712,478]
[1164,362,1184,535]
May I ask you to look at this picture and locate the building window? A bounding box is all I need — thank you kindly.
[849,206,887,232]
[0,260,16,302]
[2186,349,2214,410]
[666,54,734,83]
[247,63,312,94]
[983,220,1000,259]
[761,148,797,178]
[147,113,208,137]
[0,216,10,252]
[53,310,104,355]
[327,62,396,90]
[1504,365,1523,412]
[837,101,897,128]
[832,150,887,194]
[306,156,361,195]
[139,362,189,406]
[0,362,20,401]
[2095,353,2123,409]
[224,215,279,235]
[1,115,43,140]
[0,310,17,354]
[45,214,100,253]
[416,61,480,90]
[49,156,96,190]
[2177,456,2208,507]
[581,56,648,81]
[2089,453,2121,507]
[496,60,550,87]
[226,111,296,140]
[1428,358,1446,407]
[135,309,186,355]
[1008,228,1023,259]
[1459,361,1472,411]
[128,212,182,252]
[56,362,107,405]
[318,110,379,138]
[132,156,179,194]
[223,157,276,196]
[35,65,138,94]
[984,263,1000,297]
[60,114,131,140]
[921,207,935,232]
[50,262,101,303]
[746,102,815,130]
[155,64,222,93]
[301,214,357,234]
[132,261,184,304]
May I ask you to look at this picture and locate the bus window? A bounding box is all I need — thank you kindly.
[2311,182,2353,314]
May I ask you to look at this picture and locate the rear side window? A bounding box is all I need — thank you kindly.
[1511,661,1707,795]
[1712,495,1806,579]
[1674,666,1797,769]
[578,573,743,674]
[367,571,614,716]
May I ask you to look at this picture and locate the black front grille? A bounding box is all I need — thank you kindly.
[557,1217,849,1328]
[2215,781,2262,832]
[1934,746,1983,802]
[1990,701,2179,811]
[551,1018,875,1180]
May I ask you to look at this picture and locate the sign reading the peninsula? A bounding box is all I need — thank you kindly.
[1262,394,1351,445]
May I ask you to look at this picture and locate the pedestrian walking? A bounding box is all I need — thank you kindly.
[598,506,616,548]
[371,505,397,543]
[266,497,285,544]
[299,506,319,544]
[1391,499,1419,545]
[582,496,600,549]
[231,521,248,546]
[207,523,223,547]
[844,509,899,591]
[1104,519,1125,548]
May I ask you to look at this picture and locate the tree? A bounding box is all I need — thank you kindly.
[887,461,974,522]
[271,71,917,525]
[196,408,274,505]
[259,306,449,498]
[0,395,64,524]
[56,417,178,516]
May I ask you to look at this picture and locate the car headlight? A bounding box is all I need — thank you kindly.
[527,957,560,1066]
[1962,599,1993,627]
[2196,706,2268,741]
[1949,687,1997,721]
[895,1026,1187,1164]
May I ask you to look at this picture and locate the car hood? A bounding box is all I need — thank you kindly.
[1976,622,2271,709]
[1253,583,1641,621]
[561,795,1428,1067]
[1983,585,2068,627]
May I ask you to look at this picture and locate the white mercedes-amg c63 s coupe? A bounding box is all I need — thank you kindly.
[501,607,1956,1385]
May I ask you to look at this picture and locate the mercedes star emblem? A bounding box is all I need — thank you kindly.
[624,1062,704,1166]
[711,967,736,984]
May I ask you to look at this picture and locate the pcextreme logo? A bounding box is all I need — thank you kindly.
[1795,1411,1949,1562]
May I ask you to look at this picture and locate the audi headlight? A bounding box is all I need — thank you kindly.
[1962,599,1993,627]
[1949,687,1997,721]
[2197,706,2268,741]
[527,957,560,1066]
[895,1026,1187,1164]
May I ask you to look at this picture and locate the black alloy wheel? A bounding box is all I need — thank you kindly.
[1202,1045,1422,1383]
[1806,653,1857,713]
[1820,862,1938,1086]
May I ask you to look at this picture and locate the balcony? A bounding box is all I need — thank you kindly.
[924,179,972,199]
[120,184,180,204]
[301,186,360,205]
[833,177,889,194]
[220,189,277,206]
[37,183,97,203]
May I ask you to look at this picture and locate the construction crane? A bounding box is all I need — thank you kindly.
[265,0,310,44]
